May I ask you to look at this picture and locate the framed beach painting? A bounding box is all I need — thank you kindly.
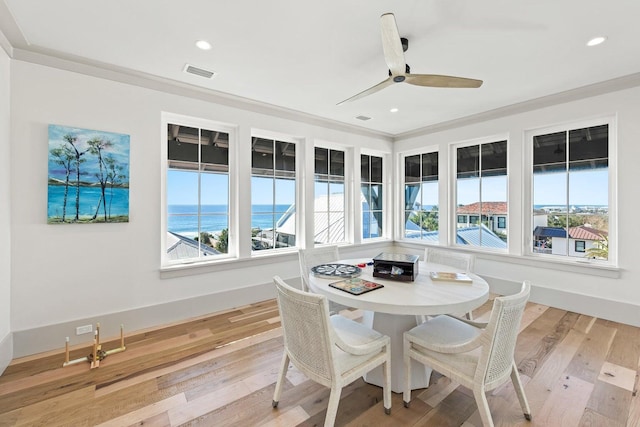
[48,125,130,223]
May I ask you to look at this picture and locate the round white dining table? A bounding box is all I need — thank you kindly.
[308,258,490,393]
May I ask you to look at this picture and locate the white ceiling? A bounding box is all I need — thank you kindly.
[2,1,640,136]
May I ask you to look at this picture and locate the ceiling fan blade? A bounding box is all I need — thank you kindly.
[405,73,483,88]
[380,13,405,76]
[337,77,394,105]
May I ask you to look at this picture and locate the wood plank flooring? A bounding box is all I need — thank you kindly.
[0,296,638,426]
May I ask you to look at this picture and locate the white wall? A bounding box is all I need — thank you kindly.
[9,60,393,356]
[0,45,11,372]
[8,57,640,358]
[395,86,640,320]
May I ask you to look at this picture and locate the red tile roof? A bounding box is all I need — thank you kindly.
[568,225,608,240]
[457,202,507,215]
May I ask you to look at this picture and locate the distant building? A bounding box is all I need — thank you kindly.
[166,231,220,259]
[257,192,358,248]
[256,196,510,249]
[533,225,607,256]
[405,223,507,249]
[456,202,507,236]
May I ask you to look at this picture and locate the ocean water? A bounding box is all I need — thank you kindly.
[168,204,291,235]
[48,185,129,220]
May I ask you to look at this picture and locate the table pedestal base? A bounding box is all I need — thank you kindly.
[361,311,432,393]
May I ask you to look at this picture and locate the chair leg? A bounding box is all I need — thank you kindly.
[272,352,290,408]
[382,346,391,415]
[324,385,342,427]
[473,387,495,427]
[511,361,532,420]
[403,337,411,407]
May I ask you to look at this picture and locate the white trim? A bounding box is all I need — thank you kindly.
[248,130,301,255]
[11,281,279,358]
[0,332,11,375]
[449,134,510,251]
[358,152,389,243]
[309,142,350,246]
[481,275,636,327]
[395,73,640,140]
[523,115,616,266]
[395,147,441,244]
[160,112,238,268]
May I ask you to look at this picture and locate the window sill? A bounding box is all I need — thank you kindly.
[474,252,620,278]
[160,239,395,279]
[395,241,620,279]
[160,250,299,279]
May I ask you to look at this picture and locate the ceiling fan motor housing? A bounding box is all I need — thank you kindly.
[389,64,411,77]
[401,37,409,52]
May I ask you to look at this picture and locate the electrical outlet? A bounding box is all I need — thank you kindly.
[76,324,93,335]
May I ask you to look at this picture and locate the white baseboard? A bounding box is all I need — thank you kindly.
[12,280,282,358]
[0,332,12,375]
[481,275,640,327]
[11,274,639,359]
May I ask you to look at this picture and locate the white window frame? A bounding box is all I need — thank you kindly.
[160,112,238,268]
[311,141,352,247]
[249,130,300,256]
[358,149,390,243]
[523,115,617,266]
[397,146,440,245]
[450,135,509,253]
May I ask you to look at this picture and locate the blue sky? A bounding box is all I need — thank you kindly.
[168,168,608,207]
[48,124,130,183]
[167,172,296,205]
[457,170,608,206]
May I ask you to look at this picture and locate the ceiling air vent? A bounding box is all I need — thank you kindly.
[183,64,215,79]
[355,115,372,121]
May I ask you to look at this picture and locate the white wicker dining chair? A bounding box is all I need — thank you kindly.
[298,246,351,314]
[424,247,476,320]
[424,247,475,273]
[403,281,532,427]
[272,276,391,427]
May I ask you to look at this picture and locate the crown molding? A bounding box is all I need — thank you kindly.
[11,46,394,141]
[0,29,11,57]
[395,72,640,141]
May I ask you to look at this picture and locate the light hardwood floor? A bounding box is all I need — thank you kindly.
[0,296,639,426]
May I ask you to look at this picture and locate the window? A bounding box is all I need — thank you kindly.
[531,123,609,260]
[251,137,296,251]
[403,152,438,241]
[166,121,230,262]
[457,215,466,224]
[455,140,507,249]
[314,147,346,244]
[361,154,383,239]
[498,216,506,229]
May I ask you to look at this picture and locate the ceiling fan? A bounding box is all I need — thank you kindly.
[337,13,483,105]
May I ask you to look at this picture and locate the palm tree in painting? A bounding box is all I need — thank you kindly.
[63,134,88,221]
[87,137,113,221]
[49,145,76,222]
[104,155,125,219]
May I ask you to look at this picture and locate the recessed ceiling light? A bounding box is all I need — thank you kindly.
[390,108,399,113]
[586,36,607,47]
[195,40,212,50]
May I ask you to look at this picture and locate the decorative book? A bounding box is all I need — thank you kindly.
[329,278,384,295]
[429,271,473,283]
